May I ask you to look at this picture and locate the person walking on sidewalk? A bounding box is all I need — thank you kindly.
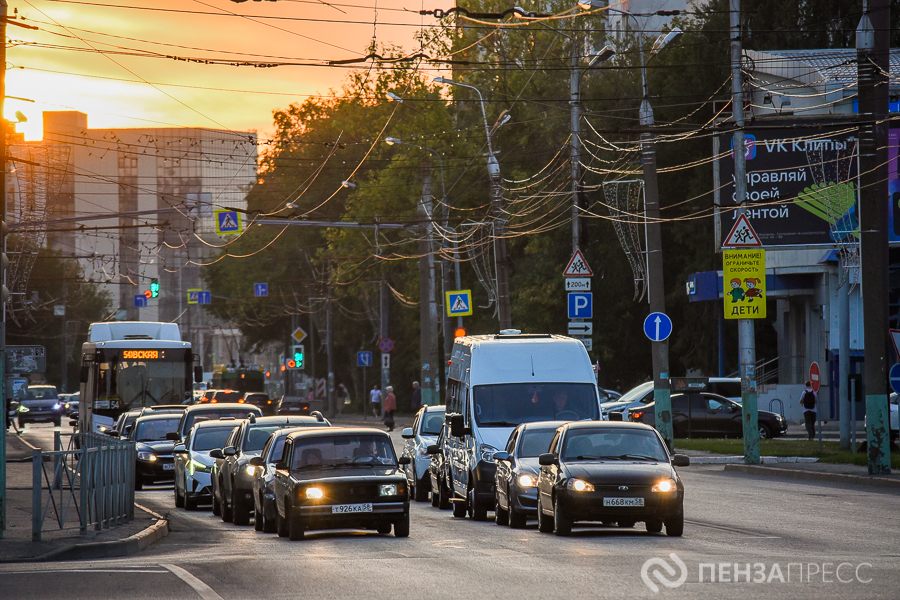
[411,381,421,411]
[383,386,397,431]
[369,384,382,420]
[336,383,349,416]
[799,381,818,441]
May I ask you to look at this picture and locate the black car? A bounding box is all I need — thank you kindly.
[276,395,316,416]
[17,385,64,427]
[536,421,689,537]
[243,392,276,415]
[493,421,567,528]
[127,414,182,489]
[272,427,411,540]
[427,424,452,509]
[629,392,788,439]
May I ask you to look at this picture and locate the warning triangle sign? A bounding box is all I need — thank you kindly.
[723,214,762,248]
[563,249,594,277]
[451,295,469,313]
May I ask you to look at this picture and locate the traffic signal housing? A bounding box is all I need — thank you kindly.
[150,278,160,298]
[290,344,304,370]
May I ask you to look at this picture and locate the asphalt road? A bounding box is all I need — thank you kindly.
[4,423,899,600]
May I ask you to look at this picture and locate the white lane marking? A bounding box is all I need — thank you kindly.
[0,569,169,574]
[161,564,224,600]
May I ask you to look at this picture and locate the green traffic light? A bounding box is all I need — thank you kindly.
[150,279,159,298]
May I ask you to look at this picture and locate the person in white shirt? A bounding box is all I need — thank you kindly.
[799,381,817,440]
[369,385,382,419]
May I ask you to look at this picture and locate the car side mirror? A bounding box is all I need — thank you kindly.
[607,412,623,422]
[223,446,236,457]
[209,449,224,459]
[194,365,204,383]
[248,456,265,467]
[426,444,441,455]
[69,419,78,428]
[449,414,469,438]
[538,453,557,466]
[79,366,89,384]
[671,454,690,467]
[493,451,510,462]
[174,444,186,453]
[400,427,414,439]
[166,432,180,441]
[398,456,411,465]
[274,461,286,470]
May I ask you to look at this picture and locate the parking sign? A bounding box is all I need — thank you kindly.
[567,293,592,319]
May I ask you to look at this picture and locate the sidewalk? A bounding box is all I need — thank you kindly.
[0,432,168,563]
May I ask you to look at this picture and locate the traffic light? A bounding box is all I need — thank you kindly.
[150,278,159,298]
[0,219,8,304]
[291,344,304,370]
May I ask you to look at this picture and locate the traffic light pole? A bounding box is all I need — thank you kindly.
[1,0,8,538]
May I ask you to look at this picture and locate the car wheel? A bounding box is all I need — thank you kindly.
[288,504,305,541]
[212,493,222,516]
[184,493,198,511]
[232,492,251,526]
[494,496,508,526]
[553,496,572,536]
[430,480,440,508]
[646,518,664,533]
[376,522,393,534]
[134,475,143,491]
[174,483,185,508]
[509,506,527,529]
[452,491,467,518]
[221,493,233,523]
[468,485,488,521]
[537,500,553,533]
[262,500,278,534]
[276,504,289,538]
[394,513,410,538]
[414,472,429,502]
[254,499,264,531]
[758,424,772,439]
[665,509,684,537]
[438,477,452,510]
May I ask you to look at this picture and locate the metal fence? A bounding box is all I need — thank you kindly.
[31,431,135,542]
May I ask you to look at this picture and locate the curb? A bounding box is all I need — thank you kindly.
[690,455,819,465]
[723,464,900,490]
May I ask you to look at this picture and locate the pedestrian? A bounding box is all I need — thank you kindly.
[383,386,397,431]
[799,380,817,441]
[336,383,349,416]
[411,381,422,411]
[369,384,382,420]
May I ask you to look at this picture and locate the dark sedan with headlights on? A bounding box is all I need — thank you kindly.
[536,421,689,537]
[493,421,567,528]
[272,427,411,540]
[127,413,182,490]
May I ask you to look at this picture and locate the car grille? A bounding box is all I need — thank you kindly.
[592,484,653,493]
[322,483,382,504]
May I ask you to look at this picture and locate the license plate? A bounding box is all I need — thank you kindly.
[162,463,175,471]
[603,497,644,507]
[331,503,373,514]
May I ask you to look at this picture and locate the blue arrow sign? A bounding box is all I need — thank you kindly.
[357,351,373,367]
[890,363,900,394]
[643,312,673,342]
[254,283,268,297]
[134,295,147,308]
[567,292,593,319]
[198,291,212,305]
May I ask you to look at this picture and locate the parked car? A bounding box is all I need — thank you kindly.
[427,424,452,509]
[127,414,181,490]
[173,420,240,510]
[272,427,411,540]
[629,392,788,439]
[16,385,64,427]
[249,419,334,533]
[603,378,743,420]
[400,405,445,502]
[167,403,262,443]
[59,392,80,417]
[493,421,567,528]
[536,421,689,536]
[243,392,276,415]
[212,413,330,525]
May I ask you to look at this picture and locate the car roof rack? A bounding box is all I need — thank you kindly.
[310,410,325,422]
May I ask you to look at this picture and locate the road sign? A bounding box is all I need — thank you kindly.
[723,214,762,248]
[292,327,307,344]
[567,293,593,319]
[809,362,820,393]
[890,364,900,394]
[187,289,201,305]
[579,338,593,351]
[198,291,212,305]
[215,209,242,235]
[891,329,900,361]
[379,338,394,353]
[134,294,147,308]
[254,283,268,297]
[565,278,591,291]
[643,312,673,342]
[446,290,473,317]
[568,322,593,336]
[6,346,47,374]
[563,249,594,277]
[381,353,391,369]
[723,248,766,319]
[357,351,373,367]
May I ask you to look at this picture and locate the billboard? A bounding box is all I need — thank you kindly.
[718,127,859,248]
[890,127,900,243]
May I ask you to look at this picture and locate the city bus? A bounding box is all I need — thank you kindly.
[79,322,203,434]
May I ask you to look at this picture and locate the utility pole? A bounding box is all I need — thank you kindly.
[379,280,390,416]
[730,0,760,464]
[571,48,583,255]
[857,0,891,474]
[326,289,334,417]
[418,161,439,406]
[60,281,67,393]
[308,297,316,402]
[0,0,7,539]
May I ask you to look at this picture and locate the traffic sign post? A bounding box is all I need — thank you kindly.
[381,353,391,370]
[357,351,372,368]
[568,322,593,336]
[254,283,268,297]
[565,278,591,291]
[723,249,766,319]
[292,327,307,344]
[214,209,242,235]
[197,291,212,305]
[567,293,592,320]
[134,295,147,308]
[446,290,473,317]
[643,312,673,342]
[378,338,394,353]
[562,250,594,277]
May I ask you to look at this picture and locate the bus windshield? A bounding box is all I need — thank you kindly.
[95,349,190,413]
[471,383,599,426]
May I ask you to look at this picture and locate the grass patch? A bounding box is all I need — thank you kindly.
[674,438,900,470]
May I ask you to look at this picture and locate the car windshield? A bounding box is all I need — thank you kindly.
[292,435,396,468]
[134,418,180,441]
[244,425,288,452]
[612,382,653,405]
[27,387,58,400]
[184,409,257,432]
[420,412,444,435]
[245,395,268,406]
[193,427,235,451]
[472,383,599,426]
[518,428,558,458]
[562,429,669,462]
[213,391,241,403]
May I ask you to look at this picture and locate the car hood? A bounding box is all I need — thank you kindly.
[288,466,405,481]
[21,399,59,408]
[136,440,175,453]
[475,426,516,452]
[563,461,675,485]
[514,457,541,475]
[188,452,216,467]
[236,450,262,465]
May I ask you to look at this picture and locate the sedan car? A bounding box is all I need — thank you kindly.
[127,414,181,490]
[629,392,787,439]
[17,385,64,427]
[272,427,411,540]
[400,405,445,502]
[173,420,240,510]
[493,421,567,528]
[536,421,689,536]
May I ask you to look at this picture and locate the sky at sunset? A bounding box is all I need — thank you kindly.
[5,0,435,141]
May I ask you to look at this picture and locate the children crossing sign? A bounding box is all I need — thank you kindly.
[215,210,242,235]
[446,290,473,317]
[723,249,766,319]
[562,249,593,277]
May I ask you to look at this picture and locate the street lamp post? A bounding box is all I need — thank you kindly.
[434,76,512,330]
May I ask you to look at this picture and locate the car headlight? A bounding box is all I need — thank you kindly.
[566,479,594,492]
[517,474,536,488]
[379,483,398,496]
[189,459,208,475]
[17,405,29,413]
[479,444,499,462]
[137,451,157,462]
[52,402,62,411]
[305,487,324,499]
[652,478,677,493]
[244,465,257,477]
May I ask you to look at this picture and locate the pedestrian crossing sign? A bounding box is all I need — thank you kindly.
[446,290,473,317]
[215,209,242,235]
[187,289,201,305]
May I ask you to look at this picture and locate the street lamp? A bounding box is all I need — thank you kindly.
[433,76,512,329]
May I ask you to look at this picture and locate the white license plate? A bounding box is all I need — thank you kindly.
[331,503,373,514]
[603,497,644,507]
[162,463,175,471]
